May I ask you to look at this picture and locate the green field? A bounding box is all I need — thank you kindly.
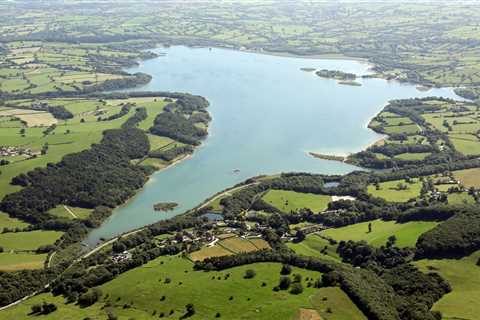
[0,96,172,199]
[415,251,480,320]
[447,192,476,205]
[394,152,431,161]
[383,124,421,135]
[320,220,438,248]
[0,211,29,230]
[449,134,480,156]
[0,252,47,271]
[0,256,365,320]
[262,190,331,213]
[367,179,422,202]
[288,233,340,262]
[48,205,93,220]
[0,230,63,251]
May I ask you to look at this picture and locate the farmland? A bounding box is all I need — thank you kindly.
[0,96,168,199]
[415,251,480,320]
[288,233,340,262]
[262,190,331,213]
[321,220,438,248]
[0,230,62,251]
[0,252,47,271]
[0,256,364,320]
[2,2,480,88]
[0,1,480,318]
[367,179,422,202]
[453,168,480,189]
[189,236,270,262]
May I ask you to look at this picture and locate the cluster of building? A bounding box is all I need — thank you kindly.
[0,145,38,158]
[111,250,132,264]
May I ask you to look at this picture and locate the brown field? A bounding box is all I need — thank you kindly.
[453,168,480,188]
[189,245,232,262]
[249,238,272,250]
[295,308,323,320]
[218,237,260,253]
[189,236,271,261]
[0,252,47,271]
[0,108,56,127]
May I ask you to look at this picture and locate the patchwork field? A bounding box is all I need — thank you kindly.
[367,179,422,202]
[262,190,331,213]
[320,220,438,248]
[415,251,480,320]
[0,256,365,320]
[189,236,270,262]
[0,96,169,199]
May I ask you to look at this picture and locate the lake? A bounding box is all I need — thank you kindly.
[86,46,459,245]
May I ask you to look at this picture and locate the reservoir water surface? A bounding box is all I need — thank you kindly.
[86,46,460,245]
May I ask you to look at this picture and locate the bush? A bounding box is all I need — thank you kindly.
[280,264,292,275]
[244,269,256,279]
[279,276,291,290]
[290,283,304,294]
[78,288,102,307]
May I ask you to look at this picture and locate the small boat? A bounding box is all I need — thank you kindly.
[233,169,240,174]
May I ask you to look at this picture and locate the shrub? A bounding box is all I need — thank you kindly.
[290,283,304,294]
[244,269,256,279]
[279,276,291,290]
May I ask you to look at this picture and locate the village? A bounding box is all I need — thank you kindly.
[0,145,39,159]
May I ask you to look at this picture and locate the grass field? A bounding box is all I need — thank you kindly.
[48,205,92,220]
[0,211,29,230]
[453,167,480,188]
[262,190,331,213]
[383,124,421,135]
[394,152,431,161]
[449,134,480,156]
[310,287,367,320]
[367,179,422,202]
[320,220,438,248]
[288,233,340,262]
[0,252,47,271]
[415,251,480,320]
[0,256,365,320]
[0,230,63,251]
[447,192,476,205]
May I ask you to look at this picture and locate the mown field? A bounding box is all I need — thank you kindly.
[262,190,331,213]
[0,252,47,271]
[0,230,63,251]
[0,256,366,320]
[189,236,270,262]
[453,168,480,188]
[320,220,438,248]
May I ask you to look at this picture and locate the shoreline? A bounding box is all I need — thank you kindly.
[154,42,375,73]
